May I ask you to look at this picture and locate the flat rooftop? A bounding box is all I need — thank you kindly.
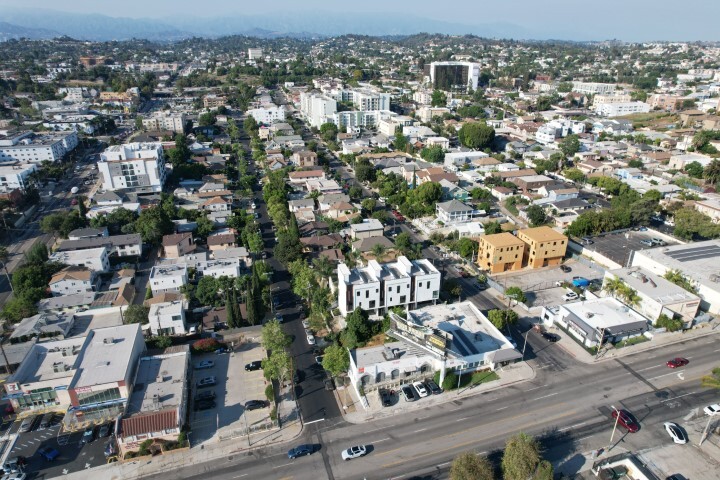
[481,232,525,248]
[633,240,720,286]
[73,324,140,388]
[608,267,699,305]
[126,347,189,415]
[11,337,85,384]
[353,340,431,368]
[518,226,567,243]
[562,297,649,331]
[409,302,513,357]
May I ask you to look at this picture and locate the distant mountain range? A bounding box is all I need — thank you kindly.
[0,7,563,42]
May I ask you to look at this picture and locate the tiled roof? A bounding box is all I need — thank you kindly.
[162,233,192,246]
[121,408,178,437]
[50,266,92,283]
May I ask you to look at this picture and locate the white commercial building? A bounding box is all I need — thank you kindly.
[196,258,242,279]
[571,82,617,95]
[428,62,481,92]
[49,247,111,273]
[0,130,78,164]
[592,93,632,107]
[0,162,37,192]
[541,297,650,348]
[148,300,187,336]
[337,88,391,112]
[248,48,263,60]
[149,264,188,295]
[348,302,520,392]
[300,92,338,128]
[99,142,167,193]
[247,105,286,125]
[630,240,720,314]
[604,267,701,324]
[596,102,651,117]
[141,113,186,133]
[337,256,441,316]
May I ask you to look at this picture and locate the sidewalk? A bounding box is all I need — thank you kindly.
[340,361,536,424]
[64,386,303,480]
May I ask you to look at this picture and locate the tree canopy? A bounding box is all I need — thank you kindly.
[458,122,495,150]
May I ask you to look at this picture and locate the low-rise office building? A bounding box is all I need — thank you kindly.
[337,256,441,316]
[516,226,568,269]
[477,232,526,273]
[0,162,38,193]
[0,130,78,164]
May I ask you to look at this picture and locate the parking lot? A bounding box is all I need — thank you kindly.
[4,413,109,478]
[189,334,271,444]
[581,229,680,267]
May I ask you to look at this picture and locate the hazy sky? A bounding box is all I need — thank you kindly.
[1,0,718,40]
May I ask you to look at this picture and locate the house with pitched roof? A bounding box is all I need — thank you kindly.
[49,266,99,296]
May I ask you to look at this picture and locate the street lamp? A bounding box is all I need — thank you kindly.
[699,410,717,446]
[607,405,621,452]
[521,330,530,361]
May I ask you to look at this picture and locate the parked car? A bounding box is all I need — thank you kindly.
[572,277,590,288]
[379,388,393,407]
[82,426,96,443]
[401,385,417,402]
[651,238,666,246]
[413,381,429,398]
[663,422,687,444]
[40,413,54,429]
[640,239,654,247]
[215,347,230,354]
[18,416,35,433]
[195,360,215,370]
[245,361,263,371]
[612,409,639,433]
[666,358,689,368]
[425,379,443,395]
[542,332,560,342]
[98,423,111,438]
[703,404,720,416]
[196,376,217,388]
[562,291,579,301]
[302,319,310,329]
[195,400,216,411]
[274,313,284,323]
[581,237,594,245]
[195,390,216,402]
[2,457,27,474]
[288,444,314,459]
[245,400,268,411]
[560,265,571,273]
[306,334,316,345]
[341,445,367,461]
[37,446,60,461]
[315,355,324,365]
[104,439,117,458]
[2,473,27,480]
[324,378,336,391]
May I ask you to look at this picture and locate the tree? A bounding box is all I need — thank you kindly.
[656,314,683,332]
[361,198,376,213]
[420,145,445,163]
[274,232,302,265]
[354,158,377,184]
[502,432,540,480]
[534,460,554,480]
[505,286,526,305]
[449,452,494,480]
[431,89,447,107]
[124,305,149,324]
[559,134,580,157]
[458,122,495,150]
[39,213,64,238]
[322,344,350,377]
[342,308,372,349]
[134,206,174,245]
[563,168,586,184]
[444,279,463,301]
[701,367,720,389]
[263,350,292,384]
[456,238,478,258]
[470,187,493,201]
[663,269,698,294]
[488,309,519,331]
[196,276,219,306]
[703,159,720,185]
[484,221,502,234]
[25,243,48,265]
[685,161,704,178]
[320,122,339,142]
[261,319,291,352]
[1,296,38,323]
[393,125,408,152]
[198,111,216,127]
[525,205,547,227]
[371,243,387,261]
[195,215,215,239]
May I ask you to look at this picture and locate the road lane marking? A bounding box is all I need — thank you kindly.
[662,391,696,403]
[372,437,392,443]
[526,384,548,391]
[559,421,587,432]
[413,428,428,433]
[304,419,325,425]
[233,475,248,478]
[649,371,683,381]
[496,406,510,411]
[272,463,294,469]
[636,365,663,372]
[532,392,559,400]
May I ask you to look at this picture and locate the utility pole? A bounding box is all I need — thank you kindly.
[608,405,620,452]
[521,330,530,361]
[595,327,606,360]
[699,412,717,446]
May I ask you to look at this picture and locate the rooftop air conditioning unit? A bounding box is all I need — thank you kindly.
[103,337,114,344]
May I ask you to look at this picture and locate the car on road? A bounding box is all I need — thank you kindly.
[666,358,689,368]
[401,385,417,402]
[196,376,217,388]
[195,390,216,402]
[703,404,720,416]
[562,291,579,301]
[195,360,215,370]
[83,426,96,443]
[425,379,443,395]
[560,265,571,273]
[541,332,560,342]
[37,446,60,461]
[379,388,393,406]
[288,444,314,459]
[413,381,429,398]
[612,409,639,433]
[245,400,268,410]
[195,400,216,411]
[245,361,263,371]
[391,210,405,222]
[651,238,666,246]
[341,445,367,461]
[663,422,687,444]
[306,334,316,345]
[98,423,111,438]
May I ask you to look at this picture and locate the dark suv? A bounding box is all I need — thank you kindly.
[245,361,262,371]
[379,388,393,407]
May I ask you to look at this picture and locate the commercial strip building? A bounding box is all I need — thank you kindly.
[541,297,650,348]
[0,130,78,163]
[3,324,145,429]
[98,142,168,193]
[477,227,568,273]
[630,240,720,314]
[337,256,441,316]
[348,302,521,391]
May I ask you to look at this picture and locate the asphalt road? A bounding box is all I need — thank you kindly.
[143,328,720,480]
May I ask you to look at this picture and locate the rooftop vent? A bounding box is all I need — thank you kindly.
[103,337,114,345]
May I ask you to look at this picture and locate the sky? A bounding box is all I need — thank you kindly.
[0,0,718,41]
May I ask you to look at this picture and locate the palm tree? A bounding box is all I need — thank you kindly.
[312,256,334,286]
[602,277,625,298]
[703,159,720,185]
[371,243,387,262]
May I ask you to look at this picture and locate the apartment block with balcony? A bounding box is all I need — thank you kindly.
[477,233,526,274]
[337,256,441,316]
[98,142,167,193]
[516,226,568,268]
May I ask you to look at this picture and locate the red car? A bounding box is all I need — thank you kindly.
[666,357,689,368]
[612,409,639,433]
[391,210,405,222]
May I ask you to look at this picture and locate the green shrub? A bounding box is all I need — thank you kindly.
[265,384,275,402]
[191,338,221,353]
[177,432,187,446]
[269,406,277,421]
[138,439,153,456]
[656,314,683,332]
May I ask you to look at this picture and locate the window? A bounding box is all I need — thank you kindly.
[400,295,406,303]
[365,291,369,298]
[356,291,360,296]
[396,286,400,293]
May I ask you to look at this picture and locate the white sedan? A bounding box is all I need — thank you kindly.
[306,334,316,345]
[413,381,429,398]
[663,422,687,444]
[704,404,720,416]
[341,445,367,461]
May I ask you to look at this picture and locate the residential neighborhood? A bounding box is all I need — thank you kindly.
[0,6,719,480]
